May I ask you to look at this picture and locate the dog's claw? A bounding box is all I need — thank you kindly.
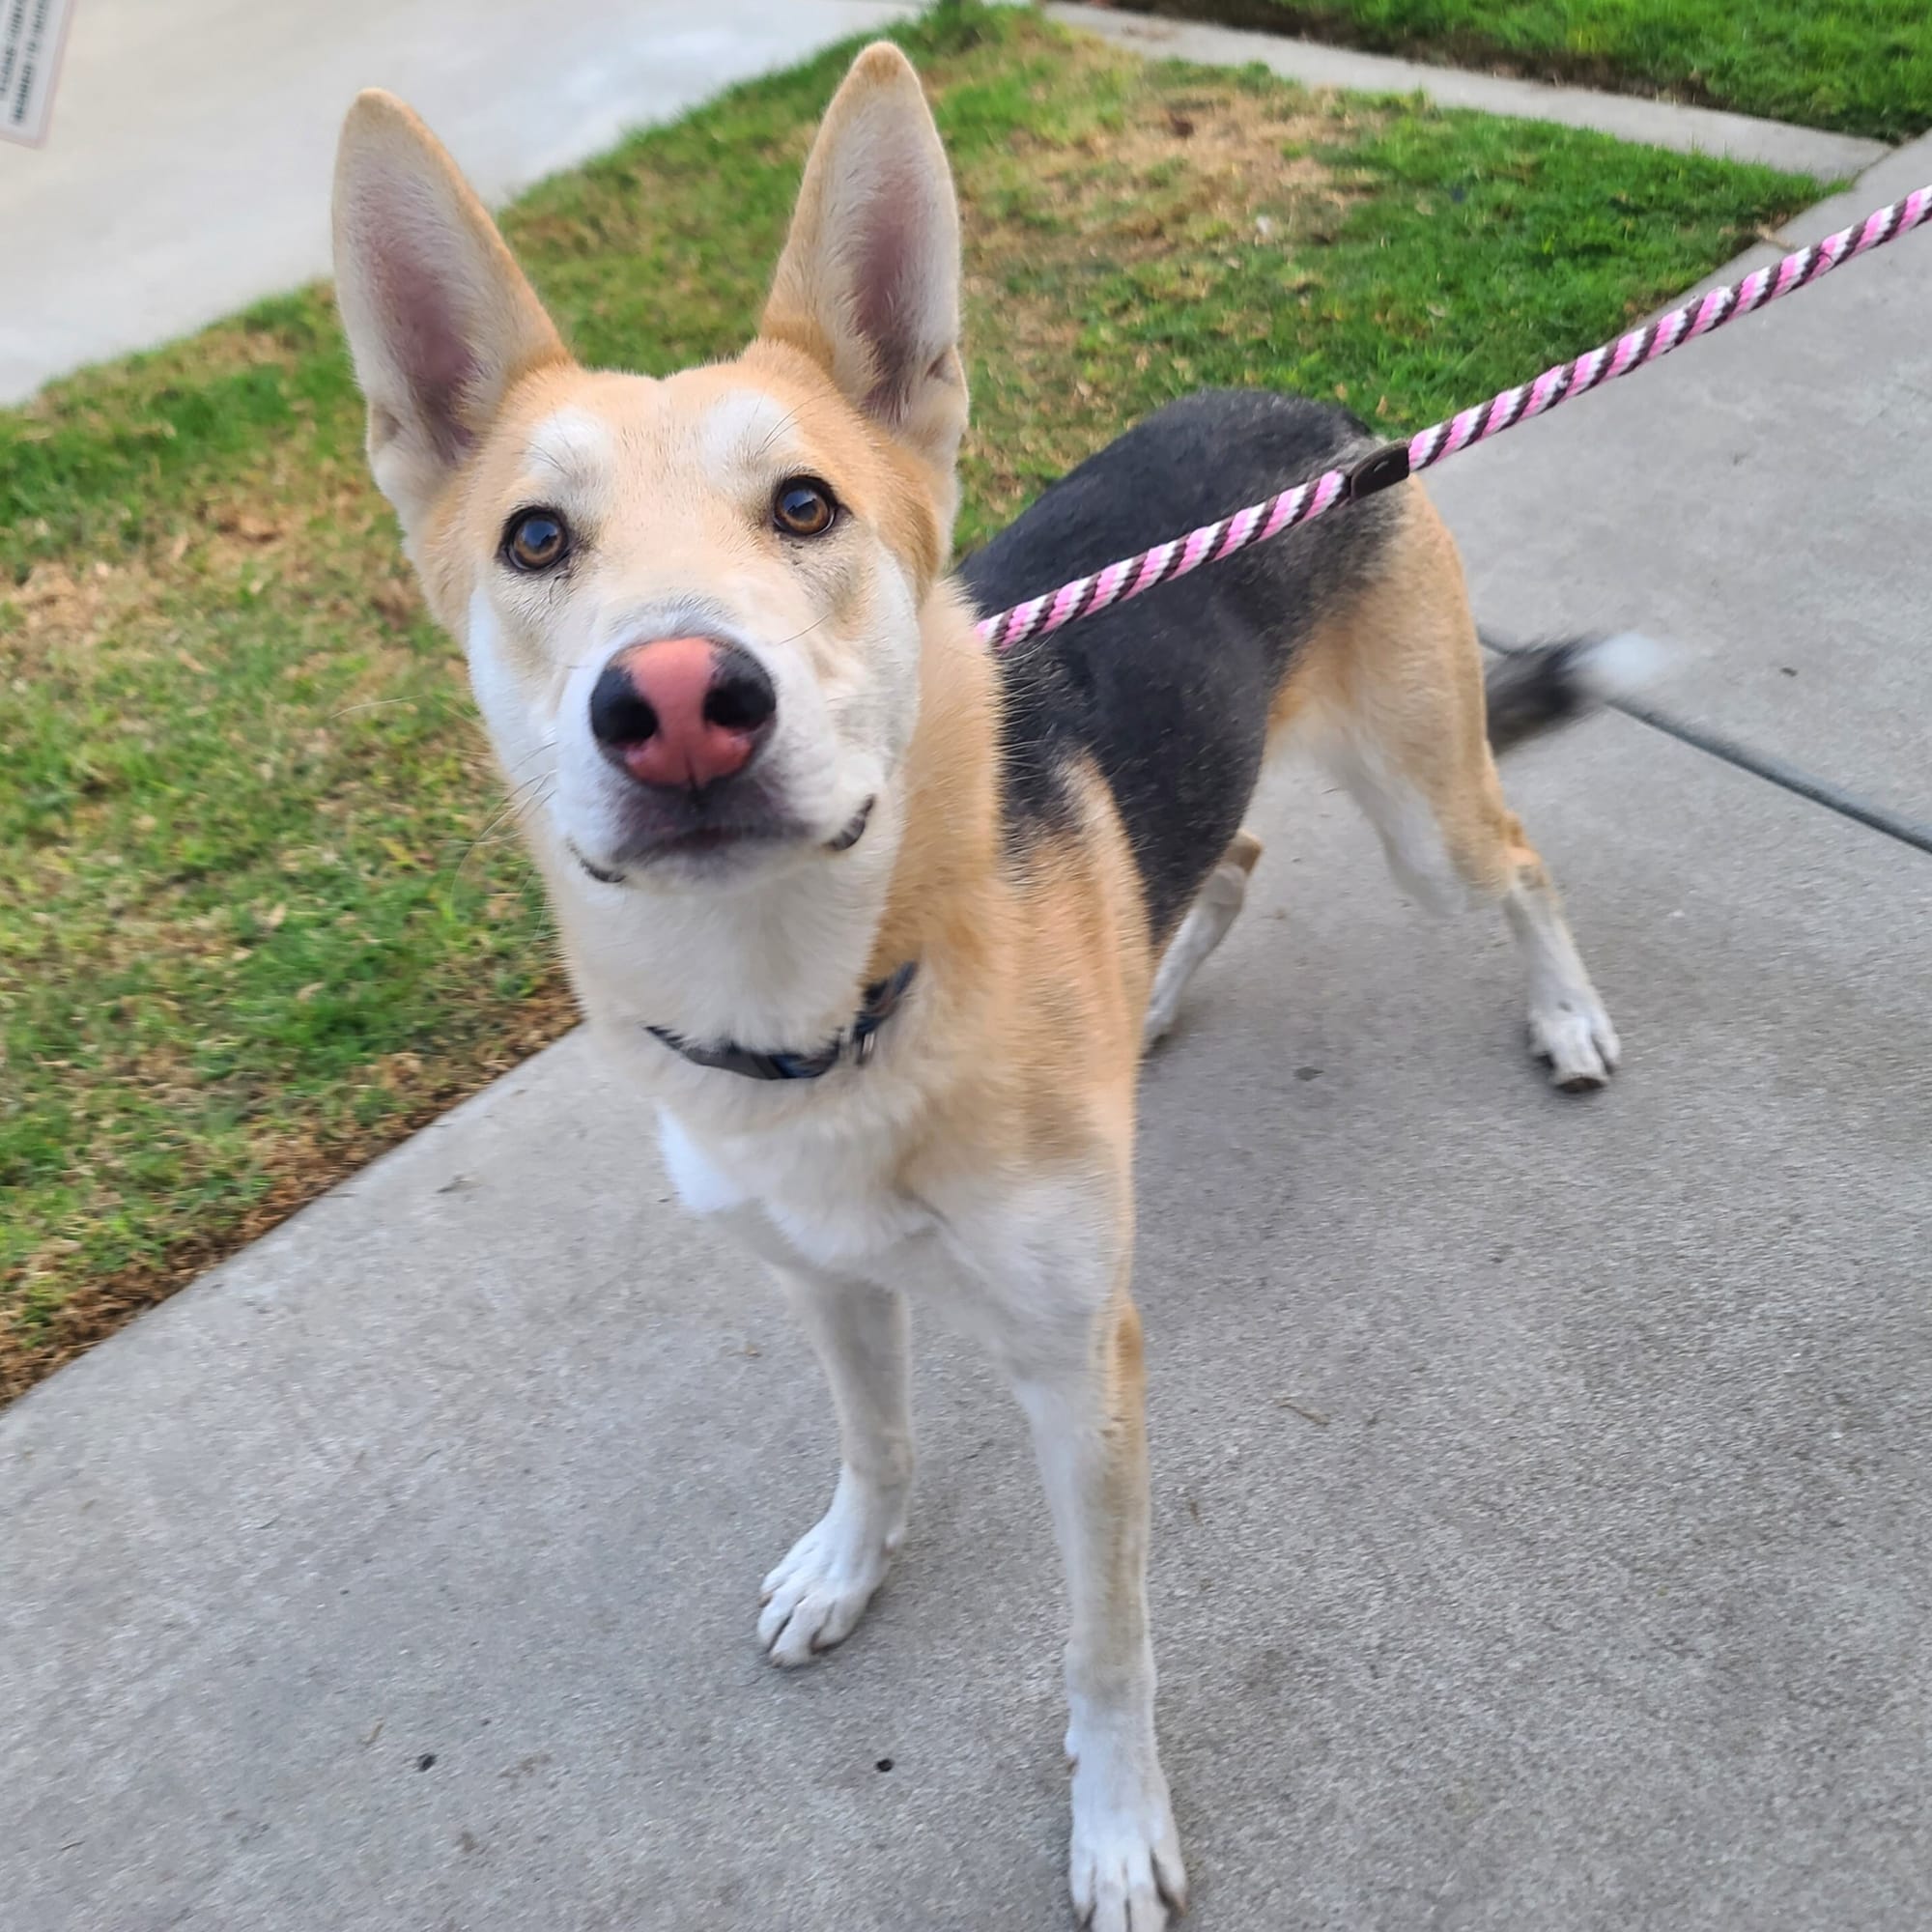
[1068,1750,1186,1932]
[1528,1000,1620,1092]
[756,1475,906,1666]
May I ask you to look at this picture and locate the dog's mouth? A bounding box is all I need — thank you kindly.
[571,844,629,885]
[568,794,874,886]
[826,796,874,853]
[566,824,786,884]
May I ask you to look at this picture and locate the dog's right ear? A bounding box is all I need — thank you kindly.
[332,91,566,530]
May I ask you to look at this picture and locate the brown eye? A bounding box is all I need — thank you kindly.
[773,477,837,538]
[502,508,570,573]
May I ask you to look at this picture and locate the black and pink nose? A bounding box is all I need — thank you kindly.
[589,637,777,790]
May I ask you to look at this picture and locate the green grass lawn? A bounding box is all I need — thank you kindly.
[0,3,1817,1399]
[1135,0,1932,141]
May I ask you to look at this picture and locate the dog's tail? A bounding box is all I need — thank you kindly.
[1482,632,1668,755]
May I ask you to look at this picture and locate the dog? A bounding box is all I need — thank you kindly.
[333,43,1647,1928]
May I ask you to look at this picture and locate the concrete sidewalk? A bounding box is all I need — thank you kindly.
[6,104,1932,1932]
[1438,134,1932,838]
[1,0,913,403]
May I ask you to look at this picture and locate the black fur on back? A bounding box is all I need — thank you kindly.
[958,389,1399,945]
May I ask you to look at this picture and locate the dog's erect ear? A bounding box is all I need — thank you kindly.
[759,43,967,487]
[332,90,566,529]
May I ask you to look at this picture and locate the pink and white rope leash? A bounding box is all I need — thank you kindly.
[976,185,1932,653]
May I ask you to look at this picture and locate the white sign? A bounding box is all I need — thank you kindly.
[1,0,74,147]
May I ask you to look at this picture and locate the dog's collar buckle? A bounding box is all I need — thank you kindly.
[645,961,917,1083]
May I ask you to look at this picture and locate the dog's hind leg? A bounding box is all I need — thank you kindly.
[1496,837,1620,1089]
[1143,829,1263,1048]
[757,1267,914,1665]
[1308,489,1620,1090]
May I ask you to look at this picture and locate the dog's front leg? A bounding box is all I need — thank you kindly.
[758,1266,914,1666]
[1000,1267,1186,1930]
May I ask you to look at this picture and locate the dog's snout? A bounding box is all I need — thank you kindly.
[590,637,777,790]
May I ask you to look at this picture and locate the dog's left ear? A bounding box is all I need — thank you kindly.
[760,43,967,491]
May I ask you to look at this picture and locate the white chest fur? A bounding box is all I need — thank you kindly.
[655,1089,1122,1376]
[657,1104,937,1277]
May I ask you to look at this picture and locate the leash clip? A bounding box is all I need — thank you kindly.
[1346,440,1410,500]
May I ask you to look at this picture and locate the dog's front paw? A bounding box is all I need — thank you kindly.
[1529,992,1621,1093]
[1068,1747,1186,1931]
[757,1472,906,1666]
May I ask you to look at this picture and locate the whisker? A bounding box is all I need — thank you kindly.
[752,399,811,463]
[767,612,829,652]
[328,697,421,721]
[500,737,558,779]
[440,769,555,888]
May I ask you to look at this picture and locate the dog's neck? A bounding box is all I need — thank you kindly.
[548,582,1000,1063]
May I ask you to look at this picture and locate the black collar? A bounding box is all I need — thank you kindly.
[645,962,918,1082]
